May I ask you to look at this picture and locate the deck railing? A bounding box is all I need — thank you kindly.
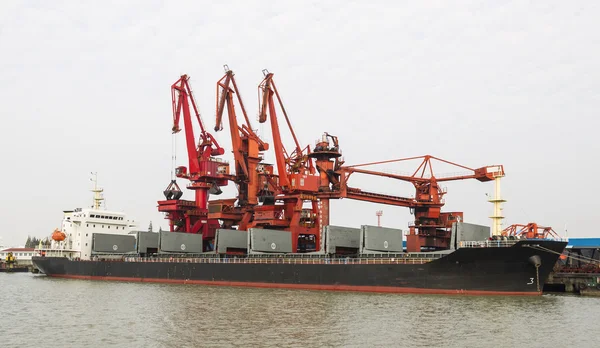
[459,240,519,248]
[458,238,567,248]
[104,256,438,265]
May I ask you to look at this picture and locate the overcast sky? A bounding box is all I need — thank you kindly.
[1,1,599,246]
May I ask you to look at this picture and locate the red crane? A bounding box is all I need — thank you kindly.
[209,66,280,232]
[215,66,270,208]
[316,155,504,251]
[209,70,338,253]
[258,70,317,192]
[501,223,560,239]
[234,70,323,252]
[206,69,503,255]
[157,74,231,243]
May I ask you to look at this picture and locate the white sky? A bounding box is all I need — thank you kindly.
[1,1,599,246]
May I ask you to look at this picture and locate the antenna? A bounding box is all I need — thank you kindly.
[376,210,383,227]
[90,172,104,210]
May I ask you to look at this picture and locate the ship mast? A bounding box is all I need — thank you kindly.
[90,172,104,210]
[488,170,506,236]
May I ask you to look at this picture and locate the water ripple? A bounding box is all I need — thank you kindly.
[0,274,597,348]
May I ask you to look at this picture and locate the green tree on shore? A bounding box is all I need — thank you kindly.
[24,236,47,248]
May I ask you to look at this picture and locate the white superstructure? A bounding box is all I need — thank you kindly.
[37,174,138,260]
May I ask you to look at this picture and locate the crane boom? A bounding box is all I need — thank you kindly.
[315,153,505,251]
[259,74,290,188]
[258,70,316,191]
[345,155,504,183]
[214,67,269,206]
[216,71,248,177]
[172,75,225,161]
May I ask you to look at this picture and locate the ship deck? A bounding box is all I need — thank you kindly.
[38,239,567,267]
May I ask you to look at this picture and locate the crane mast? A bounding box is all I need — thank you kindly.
[158,74,230,245]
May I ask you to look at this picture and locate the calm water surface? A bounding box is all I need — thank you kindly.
[1,273,598,347]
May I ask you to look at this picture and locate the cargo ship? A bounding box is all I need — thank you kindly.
[32,71,568,296]
[32,185,567,295]
[33,237,566,296]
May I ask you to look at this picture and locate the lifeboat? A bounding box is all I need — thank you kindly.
[52,229,66,241]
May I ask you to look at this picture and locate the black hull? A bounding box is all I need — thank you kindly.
[32,240,567,295]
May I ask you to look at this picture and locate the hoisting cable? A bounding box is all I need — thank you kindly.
[171,133,177,181]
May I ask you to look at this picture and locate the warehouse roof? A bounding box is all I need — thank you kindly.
[566,238,600,248]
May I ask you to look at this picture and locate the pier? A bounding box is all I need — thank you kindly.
[544,238,600,296]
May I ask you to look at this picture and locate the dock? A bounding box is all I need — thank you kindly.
[544,237,600,296]
[545,272,600,296]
